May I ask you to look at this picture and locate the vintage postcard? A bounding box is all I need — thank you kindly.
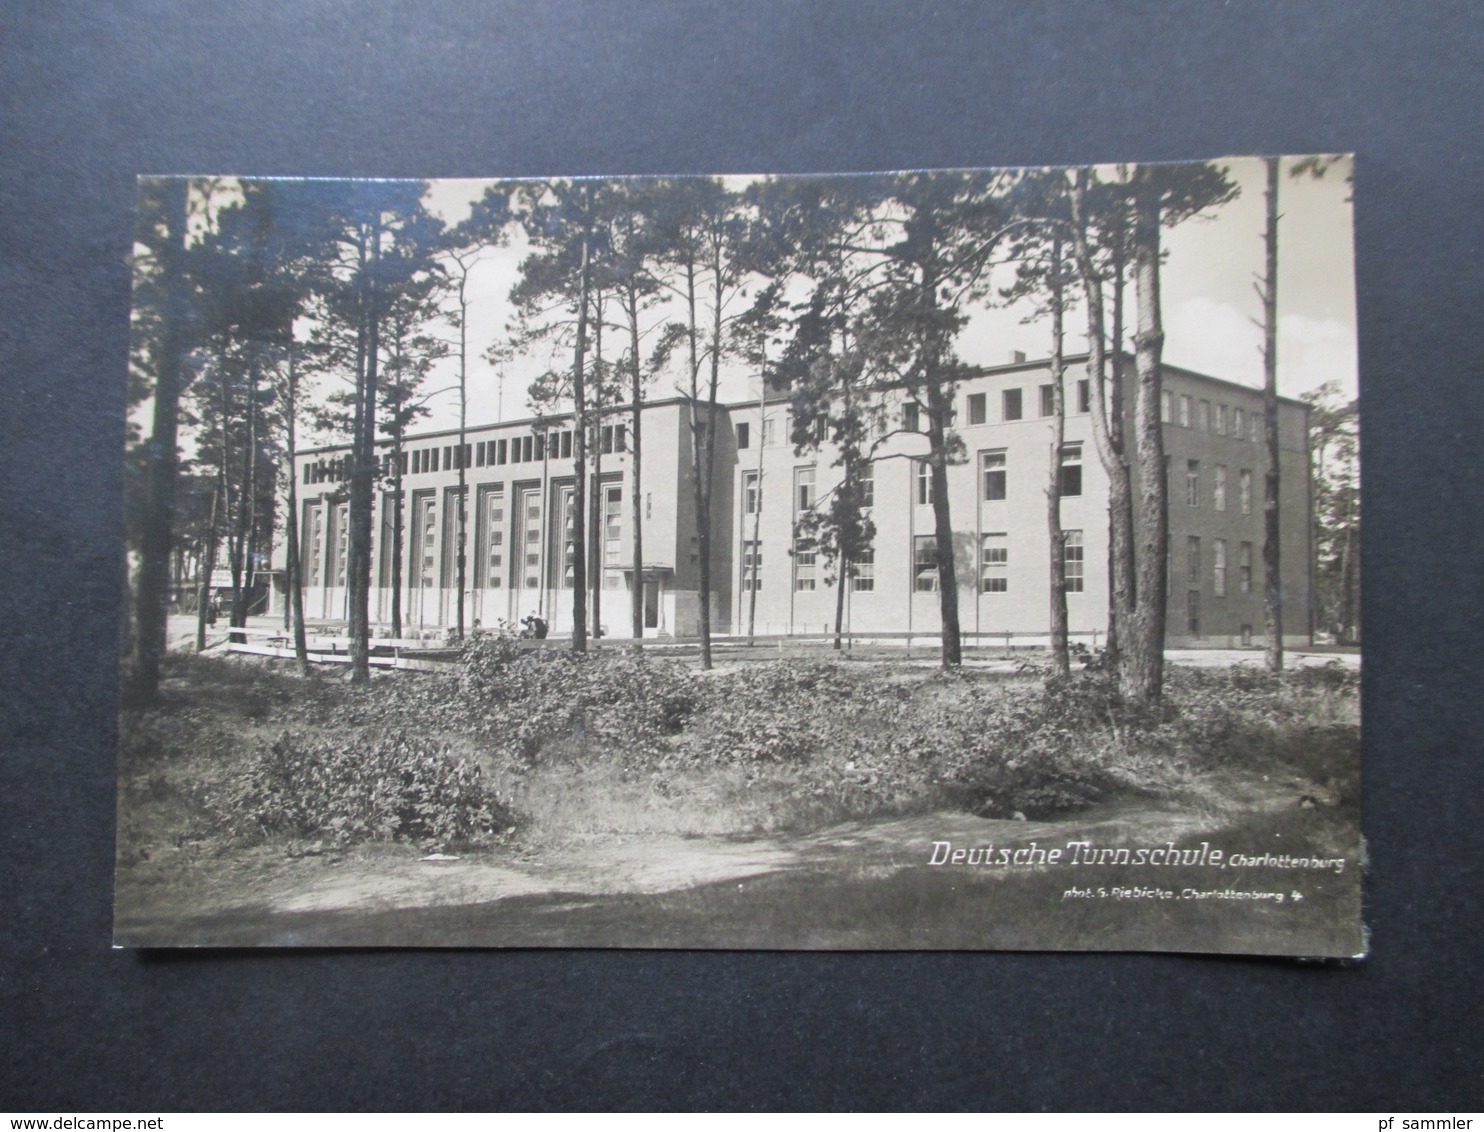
[116,157,1362,953]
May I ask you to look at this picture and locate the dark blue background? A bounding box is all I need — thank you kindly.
[2,0,1480,1111]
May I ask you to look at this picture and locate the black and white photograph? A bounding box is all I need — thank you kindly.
[115,157,1361,954]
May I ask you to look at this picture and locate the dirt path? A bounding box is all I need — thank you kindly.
[115,765,1360,954]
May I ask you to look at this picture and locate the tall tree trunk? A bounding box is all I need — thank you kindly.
[746,373,766,647]
[390,440,404,640]
[921,261,962,669]
[590,290,604,641]
[195,474,222,653]
[627,288,645,642]
[682,255,708,664]
[131,179,190,701]
[569,203,591,655]
[284,345,310,674]
[1261,156,1284,672]
[348,215,381,682]
[1046,237,1071,679]
[697,240,726,670]
[1122,170,1169,705]
[455,269,470,641]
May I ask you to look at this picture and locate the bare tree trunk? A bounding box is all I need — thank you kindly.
[1261,156,1285,672]
[131,179,190,702]
[390,444,405,640]
[628,289,645,642]
[1046,237,1071,679]
[746,375,765,647]
[455,267,470,642]
[1122,170,1169,705]
[195,474,222,653]
[348,215,381,682]
[682,255,709,667]
[696,238,726,671]
[920,257,962,669]
[284,345,310,674]
[569,201,591,655]
[590,289,604,641]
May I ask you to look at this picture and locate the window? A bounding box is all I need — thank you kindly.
[795,466,815,514]
[1216,404,1228,436]
[334,503,350,587]
[967,392,986,425]
[1187,590,1201,636]
[1064,530,1085,593]
[559,430,572,460]
[1239,468,1253,514]
[851,546,875,592]
[1161,389,1175,424]
[1059,444,1083,497]
[903,402,921,432]
[858,462,874,509]
[981,533,1007,593]
[793,538,817,592]
[1214,464,1227,511]
[522,435,534,462]
[982,450,1006,501]
[762,415,777,447]
[305,503,324,587]
[1213,538,1227,597]
[497,439,508,465]
[1040,384,1055,417]
[914,536,938,592]
[743,470,760,515]
[483,487,505,589]
[737,422,750,449]
[603,486,622,587]
[600,424,621,455]
[1186,460,1201,507]
[430,448,440,473]
[1003,388,1023,421]
[1077,379,1091,414]
[522,491,542,589]
[741,541,762,592]
[1233,407,1246,440]
[415,498,435,591]
[443,446,452,470]
[1179,394,1192,428]
[1187,535,1201,585]
[1198,400,1210,432]
[560,487,576,588]
[1240,541,1253,594]
[916,461,932,505]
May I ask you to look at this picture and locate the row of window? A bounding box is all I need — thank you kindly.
[1162,390,1263,441]
[304,426,630,485]
[747,448,1085,517]
[1180,460,1256,514]
[738,532,1085,597]
[1182,536,1255,599]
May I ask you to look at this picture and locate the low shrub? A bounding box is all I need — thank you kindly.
[211,730,516,849]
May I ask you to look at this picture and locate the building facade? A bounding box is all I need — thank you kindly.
[281,356,1312,648]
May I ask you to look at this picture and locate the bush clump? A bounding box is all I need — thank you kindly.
[212,731,515,849]
[453,641,701,763]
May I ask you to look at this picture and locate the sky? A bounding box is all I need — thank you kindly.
[364,156,1358,436]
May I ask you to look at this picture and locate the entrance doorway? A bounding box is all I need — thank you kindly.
[643,577,661,634]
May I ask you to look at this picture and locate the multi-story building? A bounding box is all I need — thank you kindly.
[280,354,1312,648]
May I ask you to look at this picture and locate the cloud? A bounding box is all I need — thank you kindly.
[1163,297,1357,399]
